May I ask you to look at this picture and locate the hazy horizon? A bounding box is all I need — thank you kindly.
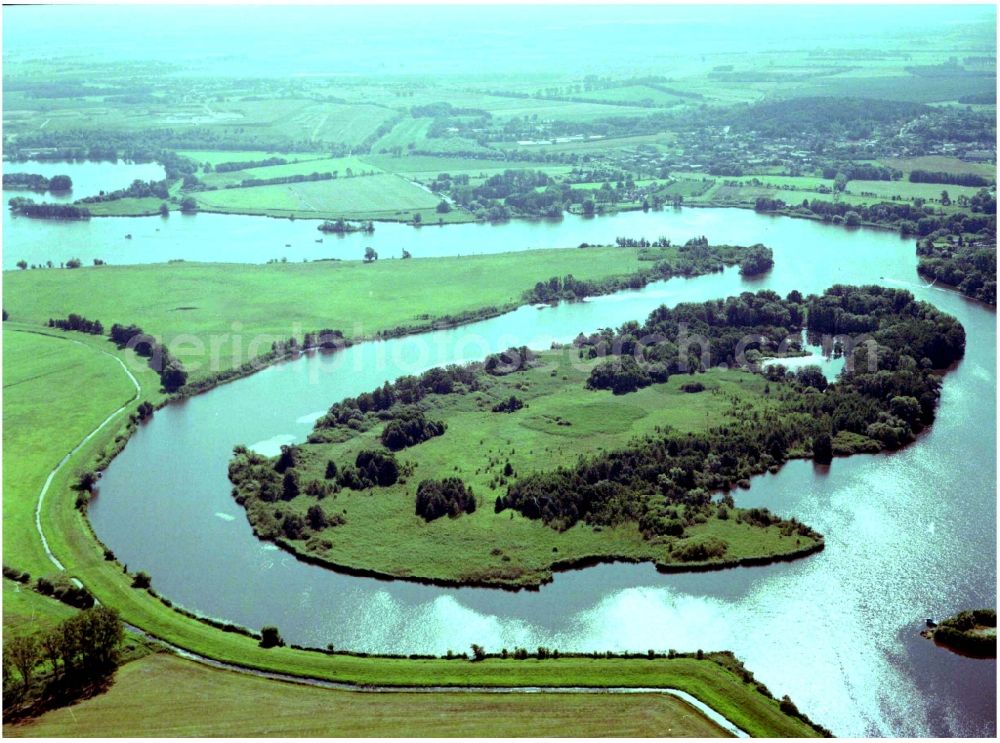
[3,4,996,77]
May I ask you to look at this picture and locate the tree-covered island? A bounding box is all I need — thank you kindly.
[228,285,965,588]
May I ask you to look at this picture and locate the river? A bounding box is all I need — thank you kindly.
[7,164,994,736]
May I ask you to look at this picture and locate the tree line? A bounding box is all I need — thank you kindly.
[909,169,992,187]
[523,240,750,304]
[3,173,72,192]
[48,314,104,335]
[7,198,91,220]
[109,323,188,392]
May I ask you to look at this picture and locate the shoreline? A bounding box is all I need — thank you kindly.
[247,530,827,592]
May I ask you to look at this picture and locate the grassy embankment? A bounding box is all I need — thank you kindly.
[246,352,821,587]
[2,254,820,737]
[4,652,734,738]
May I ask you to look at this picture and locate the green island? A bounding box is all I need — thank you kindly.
[228,285,963,588]
[923,610,998,658]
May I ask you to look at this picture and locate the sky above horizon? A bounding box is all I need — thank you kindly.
[3,4,996,77]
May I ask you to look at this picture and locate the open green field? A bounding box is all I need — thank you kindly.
[2,328,157,575]
[251,353,819,587]
[199,156,382,188]
[573,84,687,106]
[361,154,573,181]
[2,578,77,638]
[191,172,453,221]
[682,172,986,210]
[846,179,984,202]
[3,248,646,382]
[4,652,733,738]
[880,155,997,180]
[84,196,167,216]
[372,117,432,152]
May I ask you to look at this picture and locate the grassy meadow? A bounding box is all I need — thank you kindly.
[2,328,157,576]
[3,247,646,383]
[249,352,820,587]
[4,652,733,738]
[191,172,461,222]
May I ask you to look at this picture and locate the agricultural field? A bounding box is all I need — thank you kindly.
[4,652,732,738]
[2,579,77,639]
[572,84,688,107]
[879,155,997,180]
[191,172,446,221]
[199,156,382,188]
[178,150,330,167]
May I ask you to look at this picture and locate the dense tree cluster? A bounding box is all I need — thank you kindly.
[380,410,447,451]
[228,171,336,189]
[496,286,964,533]
[7,198,90,220]
[484,346,537,376]
[739,245,774,276]
[820,163,900,181]
[3,607,124,717]
[314,363,483,432]
[318,218,375,234]
[415,478,476,521]
[338,450,401,490]
[3,173,72,192]
[755,193,996,240]
[77,178,168,204]
[109,322,188,391]
[917,239,996,304]
[909,169,992,187]
[524,242,749,304]
[48,314,103,335]
[932,609,997,657]
[213,156,287,173]
[587,355,666,394]
[728,97,929,140]
[491,395,524,413]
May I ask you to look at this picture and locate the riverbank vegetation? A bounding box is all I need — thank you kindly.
[228,285,963,587]
[917,235,997,305]
[925,609,997,658]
